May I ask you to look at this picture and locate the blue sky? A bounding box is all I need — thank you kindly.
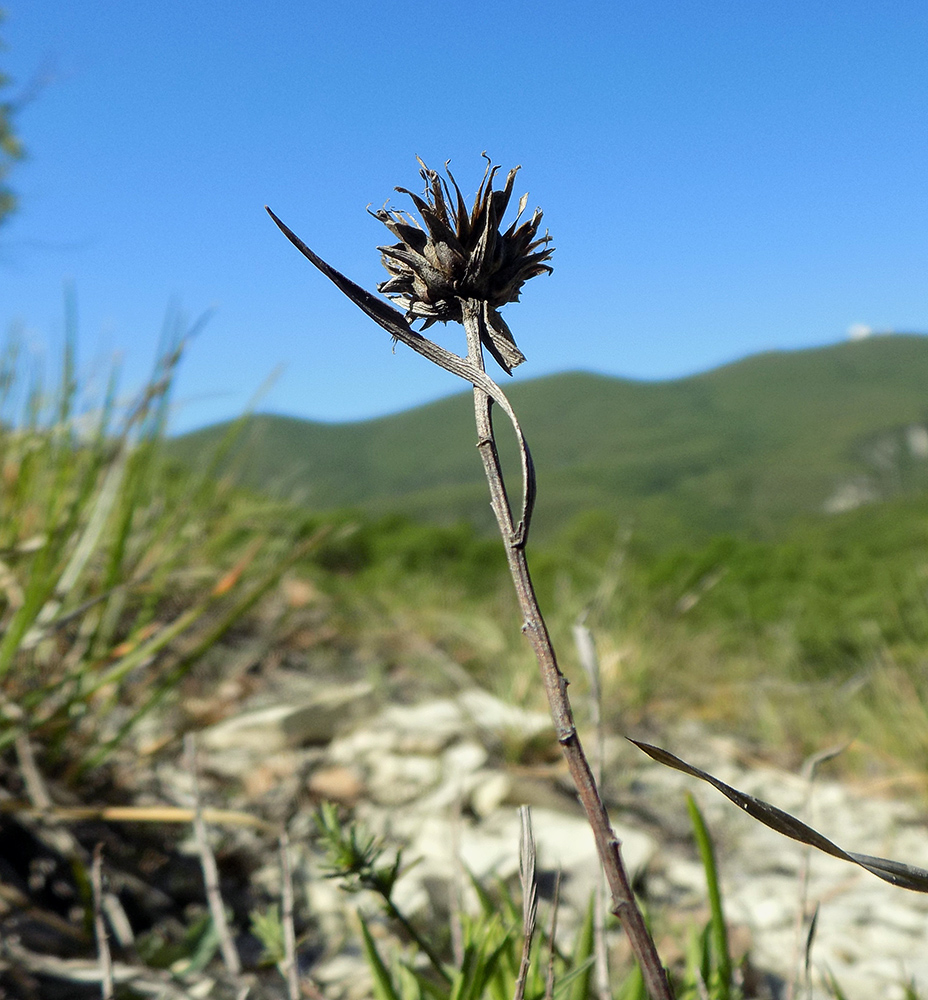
[2,1,927,433]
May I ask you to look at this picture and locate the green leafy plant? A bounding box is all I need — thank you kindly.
[0,303,314,776]
[135,908,220,973]
[315,800,406,899]
[312,799,759,999]
[250,903,286,967]
[349,853,596,1000]
[314,801,446,978]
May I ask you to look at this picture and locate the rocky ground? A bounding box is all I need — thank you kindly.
[3,663,928,999]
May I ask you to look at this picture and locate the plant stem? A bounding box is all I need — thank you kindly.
[461,299,674,1000]
[382,897,451,982]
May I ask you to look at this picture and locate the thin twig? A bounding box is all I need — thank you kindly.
[280,831,300,1000]
[91,843,114,1000]
[786,744,849,1000]
[14,731,52,811]
[449,794,465,967]
[573,620,611,1000]
[184,733,242,976]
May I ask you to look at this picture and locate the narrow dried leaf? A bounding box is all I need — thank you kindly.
[631,739,928,893]
[519,805,538,935]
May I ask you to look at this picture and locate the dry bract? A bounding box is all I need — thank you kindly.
[372,155,554,374]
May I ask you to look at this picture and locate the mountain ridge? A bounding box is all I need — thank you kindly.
[169,333,928,541]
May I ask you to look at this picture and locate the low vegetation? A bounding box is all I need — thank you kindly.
[0,312,317,779]
[4,311,928,996]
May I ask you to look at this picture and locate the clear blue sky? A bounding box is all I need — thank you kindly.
[3,1,927,433]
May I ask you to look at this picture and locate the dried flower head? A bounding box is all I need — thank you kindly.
[372,155,554,374]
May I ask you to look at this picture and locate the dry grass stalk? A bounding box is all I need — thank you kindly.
[279,831,300,1000]
[0,800,274,829]
[14,731,52,811]
[514,805,538,1000]
[184,732,242,977]
[573,620,612,1000]
[91,843,114,1000]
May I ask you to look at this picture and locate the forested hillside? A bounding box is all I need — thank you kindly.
[171,333,928,541]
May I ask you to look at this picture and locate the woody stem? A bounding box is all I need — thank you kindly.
[461,299,675,1000]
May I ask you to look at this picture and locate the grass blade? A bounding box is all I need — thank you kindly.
[685,792,731,999]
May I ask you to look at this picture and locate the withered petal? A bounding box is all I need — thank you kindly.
[424,239,463,276]
[488,166,520,229]
[395,185,463,252]
[442,163,472,243]
[378,246,455,300]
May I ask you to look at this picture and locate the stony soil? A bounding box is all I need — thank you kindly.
[3,663,927,999]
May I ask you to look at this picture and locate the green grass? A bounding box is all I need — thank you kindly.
[0,309,313,775]
[302,485,928,778]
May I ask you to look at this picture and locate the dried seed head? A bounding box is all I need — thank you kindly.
[372,155,554,374]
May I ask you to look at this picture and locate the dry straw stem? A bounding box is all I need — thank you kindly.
[279,831,301,1000]
[0,800,274,830]
[14,730,52,810]
[184,733,242,977]
[266,157,675,999]
[91,843,114,1000]
[573,621,612,1000]
[458,296,673,992]
[514,805,538,1000]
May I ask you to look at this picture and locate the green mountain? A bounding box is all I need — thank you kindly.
[170,334,928,541]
